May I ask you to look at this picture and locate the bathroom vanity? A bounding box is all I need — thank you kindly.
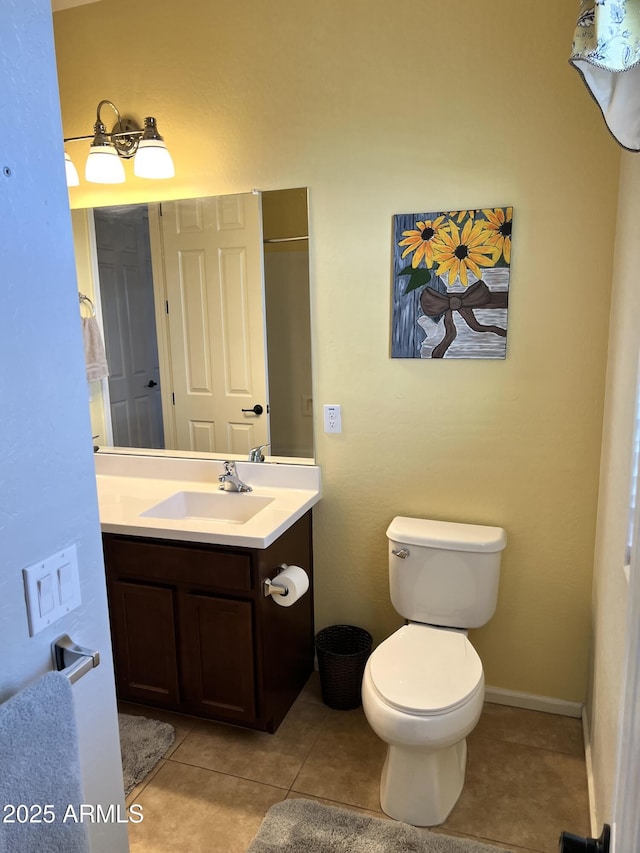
[96,453,321,733]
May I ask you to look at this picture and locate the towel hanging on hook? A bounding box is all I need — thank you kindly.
[78,293,108,381]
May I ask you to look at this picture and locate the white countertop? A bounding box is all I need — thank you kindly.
[95,453,321,549]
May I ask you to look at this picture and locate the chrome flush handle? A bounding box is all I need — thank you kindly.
[392,548,410,559]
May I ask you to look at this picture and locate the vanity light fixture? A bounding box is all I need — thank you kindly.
[64,99,175,186]
[64,152,80,187]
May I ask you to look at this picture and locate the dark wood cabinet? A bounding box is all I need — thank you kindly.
[109,579,180,707]
[179,592,256,722]
[103,512,314,732]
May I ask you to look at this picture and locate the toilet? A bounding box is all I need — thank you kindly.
[361,516,507,827]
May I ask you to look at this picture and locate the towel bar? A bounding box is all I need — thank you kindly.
[52,634,100,684]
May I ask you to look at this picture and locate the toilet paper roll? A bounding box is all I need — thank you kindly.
[271,565,309,607]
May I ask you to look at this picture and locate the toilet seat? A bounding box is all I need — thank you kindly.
[368,624,483,716]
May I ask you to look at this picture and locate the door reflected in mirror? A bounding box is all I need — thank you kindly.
[73,188,313,461]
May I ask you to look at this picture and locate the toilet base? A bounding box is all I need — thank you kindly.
[379,737,467,826]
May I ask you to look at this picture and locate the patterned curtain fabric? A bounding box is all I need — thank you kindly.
[570,0,640,150]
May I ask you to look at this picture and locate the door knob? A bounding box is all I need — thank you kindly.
[241,404,264,415]
[146,380,158,388]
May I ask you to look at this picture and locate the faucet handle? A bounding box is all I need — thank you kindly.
[248,444,269,462]
[218,460,234,484]
[218,460,253,492]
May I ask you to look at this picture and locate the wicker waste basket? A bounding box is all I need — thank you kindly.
[315,625,373,710]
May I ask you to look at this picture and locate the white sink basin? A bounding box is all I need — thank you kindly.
[96,454,321,548]
[140,490,274,524]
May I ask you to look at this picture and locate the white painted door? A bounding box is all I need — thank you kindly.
[157,194,269,454]
[94,206,165,449]
[612,471,640,850]
[2,4,128,851]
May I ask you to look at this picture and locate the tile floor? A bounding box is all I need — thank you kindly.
[121,675,590,853]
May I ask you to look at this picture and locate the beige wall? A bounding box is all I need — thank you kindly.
[587,153,640,824]
[264,242,313,457]
[54,0,621,702]
[263,188,313,458]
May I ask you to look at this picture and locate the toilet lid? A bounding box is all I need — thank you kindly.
[369,625,483,716]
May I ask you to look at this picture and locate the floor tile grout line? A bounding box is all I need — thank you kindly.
[161,753,294,792]
[125,758,170,805]
[437,826,544,853]
[288,786,384,816]
[474,830,545,853]
[472,732,587,759]
[286,707,334,793]
[286,790,386,818]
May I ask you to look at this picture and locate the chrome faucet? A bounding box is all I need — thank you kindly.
[218,461,252,492]
[248,444,270,463]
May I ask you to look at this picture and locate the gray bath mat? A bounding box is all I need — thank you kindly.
[118,713,175,795]
[247,799,513,853]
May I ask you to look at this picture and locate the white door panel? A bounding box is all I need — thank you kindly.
[95,207,164,449]
[159,194,269,454]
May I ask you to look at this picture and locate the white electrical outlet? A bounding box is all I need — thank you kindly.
[323,404,342,433]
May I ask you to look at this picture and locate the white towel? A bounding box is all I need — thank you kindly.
[81,316,109,382]
[0,672,90,853]
[570,0,640,150]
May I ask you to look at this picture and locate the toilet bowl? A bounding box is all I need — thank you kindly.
[362,517,506,827]
[362,623,485,826]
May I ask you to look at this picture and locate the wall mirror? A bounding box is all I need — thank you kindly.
[73,188,313,462]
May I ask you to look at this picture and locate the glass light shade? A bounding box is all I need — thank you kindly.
[64,152,80,187]
[133,139,175,179]
[85,144,126,184]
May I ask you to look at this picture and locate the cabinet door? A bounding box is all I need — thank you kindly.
[109,580,180,707]
[180,593,256,723]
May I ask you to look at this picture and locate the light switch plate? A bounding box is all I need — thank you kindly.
[23,545,81,637]
[301,395,313,417]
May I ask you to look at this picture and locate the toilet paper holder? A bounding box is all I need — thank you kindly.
[263,564,290,598]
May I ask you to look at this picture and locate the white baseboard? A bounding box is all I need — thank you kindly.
[484,685,583,718]
[581,704,599,837]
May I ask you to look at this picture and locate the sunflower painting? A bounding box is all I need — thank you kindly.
[392,207,513,359]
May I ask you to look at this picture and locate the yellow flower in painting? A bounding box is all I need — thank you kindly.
[398,216,449,269]
[449,209,476,224]
[481,207,513,264]
[431,219,498,286]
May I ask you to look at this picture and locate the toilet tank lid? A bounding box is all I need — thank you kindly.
[386,517,507,553]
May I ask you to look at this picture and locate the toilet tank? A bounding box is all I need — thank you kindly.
[387,517,507,629]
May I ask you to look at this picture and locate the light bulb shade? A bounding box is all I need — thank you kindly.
[85,144,125,184]
[64,152,80,187]
[133,138,175,179]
